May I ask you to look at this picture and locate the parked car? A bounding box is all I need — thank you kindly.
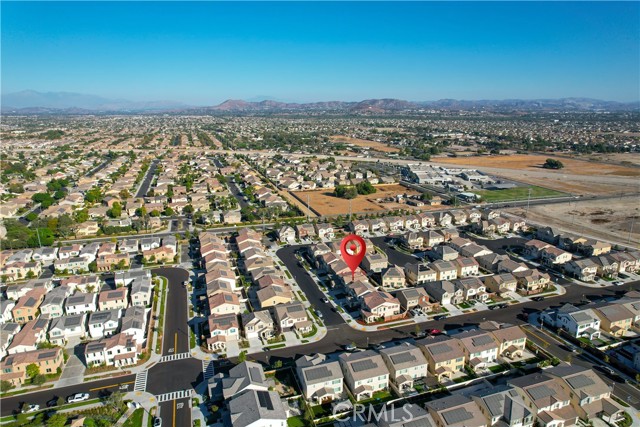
[344,343,357,352]
[22,404,40,413]
[46,398,60,408]
[428,329,442,335]
[153,417,162,427]
[67,393,90,403]
[531,297,544,302]
[315,309,323,319]
[321,298,329,304]
[613,281,624,286]
[433,315,448,321]
[414,331,427,338]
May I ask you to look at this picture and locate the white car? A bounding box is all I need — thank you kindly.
[67,393,90,403]
[22,404,40,413]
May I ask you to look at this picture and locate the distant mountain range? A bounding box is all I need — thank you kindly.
[2,90,638,113]
[1,90,188,112]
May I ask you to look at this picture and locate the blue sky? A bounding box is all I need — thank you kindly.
[2,1,639,104]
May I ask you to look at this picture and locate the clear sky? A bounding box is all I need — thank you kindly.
[2,1,639,104]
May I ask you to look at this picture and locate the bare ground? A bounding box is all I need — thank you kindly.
[507,196,640,248]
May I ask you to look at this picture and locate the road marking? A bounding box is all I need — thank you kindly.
[173,399,176,427]
[90,380,134,391]
[134,370,148,391]
[160,352,191,363]
[156,389,193,403]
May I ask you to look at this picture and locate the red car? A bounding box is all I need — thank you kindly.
[428,329,441,335]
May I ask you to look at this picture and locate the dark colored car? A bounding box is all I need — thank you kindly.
[531,297,544,302]
[434,315,448,321]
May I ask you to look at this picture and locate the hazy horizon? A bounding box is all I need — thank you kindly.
[2,2,639,103]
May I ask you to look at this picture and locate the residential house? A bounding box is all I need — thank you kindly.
[405,263,437,286]
[274,302,312,333]
[12,288,46,323]
[206,313,240,352]
[360,291,402,324]
[0,348,64,386]
[85,332,141,367]
[96,253,130,271]
[39,286,72,318]
[454,277,488,302]
[454,257,479,277]
[226,389,287,427]
[564,259,598,282]
[65,292,98,315]
[593,304,634,337]
[541,304,601,340]
[315,223,334,240]
[7,318,49,354]
[54,257,91,274]
[88,309,121,338]
[483,273,518,295]
[362,253,388,274]
[508,373,578,427]
[381,266,406,289]
[426,280,464,306]
[540,247,572,268]
[339,350,390,401]
[430,245,459,262]
[98,288,129,311]
[296,354,344,403]
[121,306,147,345]
[426,395,487,427]
[417,335,466,381]
[130,277,153,307]
[396,288,432,312]
[241,310,276,340]
[423,231,445,248]
[486,323,527,360]
[208,292,241,316]
[591,255,620,279]
[48,314,86,345]
[547,365,625,424]
[576,240,611,256]
[513,269,551,295]
[430,260,458,281]
[457,329,499,371]
[380,343,429,392]
[209,361,269,401]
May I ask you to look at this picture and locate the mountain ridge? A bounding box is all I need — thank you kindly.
[2,90,638,113]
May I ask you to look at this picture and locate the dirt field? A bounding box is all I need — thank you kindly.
[330,135,400,153]
[435,154,640,177]
[577,152,640,166]
[507,197,640,248]
[293,184,425,216]
[432,154,640,196]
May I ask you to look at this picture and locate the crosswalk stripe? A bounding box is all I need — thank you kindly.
[160,352,191,363]
[134,371,148,392]
[156,389,193,403]
[202,359,215,381]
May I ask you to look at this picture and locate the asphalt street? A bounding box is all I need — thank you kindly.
[153,267,190,356]
[135,159,159,198]
[0,374,136,416]
[159,397,190,427]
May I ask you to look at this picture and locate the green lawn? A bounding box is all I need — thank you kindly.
[287,416,307,427]
[123,408,144,427]
[473,185,565,203]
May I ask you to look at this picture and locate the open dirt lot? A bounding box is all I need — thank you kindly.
[293,184,426,216]
[435,154,640,177]
[433,154,640,196]
[507,196,640,248]
[330,135,400,153]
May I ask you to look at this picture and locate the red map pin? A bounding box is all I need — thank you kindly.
[340,234,366,282]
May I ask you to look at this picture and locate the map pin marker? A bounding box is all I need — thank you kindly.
[340,234,366,282]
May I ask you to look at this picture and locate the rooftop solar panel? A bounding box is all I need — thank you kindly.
[351,359,377,372]
[442,408,473,424]
[429,343,452,355]
[304,366,332,382]
[256,390,274,410]
[390,352,417,365]
[566,375,595,389]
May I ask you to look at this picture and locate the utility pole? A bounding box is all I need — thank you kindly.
[628,216,635,246]
[306,194,310,223]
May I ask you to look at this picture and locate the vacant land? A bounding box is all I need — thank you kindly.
[294,184,423,216]
[507,196,640,248]
[435,154,640,177]
[330,135,400,153]
[433,154,640,196]
[474,185,566,203]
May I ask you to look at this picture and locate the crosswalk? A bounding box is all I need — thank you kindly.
[156,389,193,403]
[134,370,148,391]
[202,359,215,381]
[160,352,191,363]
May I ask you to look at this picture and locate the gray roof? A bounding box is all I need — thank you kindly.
[50,314,85,331]
[228,389,287,427]
[222,361,269,400]
[88,308,120,325]
[339,350,389,381]
[380,343,428,371]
